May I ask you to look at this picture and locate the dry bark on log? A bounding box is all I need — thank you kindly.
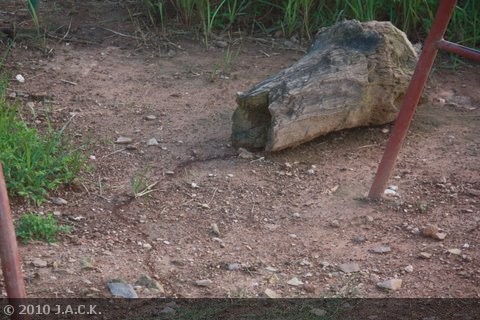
[231,20,417,151]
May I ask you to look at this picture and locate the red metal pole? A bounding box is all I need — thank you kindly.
[436,40,480,61]
[368,0,458,198]
[0,163,29,320]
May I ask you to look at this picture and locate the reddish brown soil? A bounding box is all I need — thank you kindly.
[1,1,479,299]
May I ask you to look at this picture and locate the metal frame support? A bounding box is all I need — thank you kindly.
[0,163,29,320]
[368,0,480,198]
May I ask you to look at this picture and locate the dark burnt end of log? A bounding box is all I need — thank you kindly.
[231,20,417,152]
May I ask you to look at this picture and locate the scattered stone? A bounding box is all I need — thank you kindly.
[147,138,159,146]
[228,263,241,271]
[50,197,68,205]
[195,279,213,287]
[211,223,220,236]
[165,171,174,175]
[292,212,301,218]
[107,281,138,298]
[191,182,199,188]
[115,136,133,144]
[384,185,398,195]
[352,235,367,244]
[329,220,340,228]
[404,265,414,273]
[160,306,176,315]
[200,203,210,209]
[145,115,157,120]
[419,252,432,259]
[15,74,25,83]
[447,248,462,255]
[212,237,225,247]
[265,266,278,273]
[136,275,165,293]
[215,40,228,48]
[369,245,392,254]
[377,279,402,291]
[338,263,360,273]
[421,225,447,240]
[142,243,153,250]
[264,288,281,298]
[287,277,304,286]
[306,169,316,175]
[310,308,327,316]
[32,258,48,268]
[80,257,95,270]
[238,147,255,159]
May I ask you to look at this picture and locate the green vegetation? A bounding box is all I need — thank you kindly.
[138,0,479,48]
[15,213,71,243]
[0,75,85,205]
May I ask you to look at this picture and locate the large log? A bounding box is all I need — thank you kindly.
[231,20,417,151]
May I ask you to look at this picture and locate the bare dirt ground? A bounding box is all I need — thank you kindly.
[1,1,479,299]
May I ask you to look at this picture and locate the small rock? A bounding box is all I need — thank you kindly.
[419,252,432,259]
[338,263,360,273]
[142,243,153,250]
[211,223,220,236]
[306,169,315,175]
[447,248,462,255]
[145,115,157,120]
[310,308,327,316]
[384,189,398,196]
[50,197,68,205]
[352,235,367,244]
[215,40,228,48]
[377,279,402,291]
[329,220,340,228]
[381,128,390,134]
[201,203,210,209]
[421,225,446,240]
[107,282,138,298]
[147,138,159,146]
[160,306,176,315]
[32,258,48,268]
[369,245,392,254]
[115,136,133,144]
[228,263,241,271]
[195,279,213,287]
[80,257,95,270]
[136,275,165,293]
[265,266,278,273]
[292,212,301,218]
[15,74,25,83]
[191,182,199,188]
[404,265,414,273]
[287,277,303,286]
[264,288,281,298]
[238,148,255,159]
[165,171,174,175]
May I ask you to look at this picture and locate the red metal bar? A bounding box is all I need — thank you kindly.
[368,0,459,198]
[436,39,480,61]
[0,163,29,320]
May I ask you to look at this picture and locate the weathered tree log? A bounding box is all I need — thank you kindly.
[231,20,417,151]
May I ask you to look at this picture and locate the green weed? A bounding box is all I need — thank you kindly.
[15,213,71,243]
[0,75,85,205]
[138,0,479,50]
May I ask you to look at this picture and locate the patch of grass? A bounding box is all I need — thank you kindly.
[0,75,85,205]
[139,0,479,51]
[131,168,158,198]
[15,213,71,243]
